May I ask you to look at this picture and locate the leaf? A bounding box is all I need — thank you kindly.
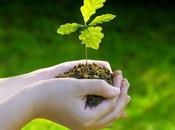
[80,0,106,23]
[57,23,81,35]
[79,26,104,49]
[90,14,116,26]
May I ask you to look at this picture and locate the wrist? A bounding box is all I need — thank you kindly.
[0,74,34,100]
[0,74,31,87]
[23,83,43,120]
[28,80,63,121]
[0,86,36,130]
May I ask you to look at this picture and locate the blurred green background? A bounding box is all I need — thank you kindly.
[0,0,175,130]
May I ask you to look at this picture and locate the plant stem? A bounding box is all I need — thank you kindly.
[85,44,88,76]
[84,23,88,77]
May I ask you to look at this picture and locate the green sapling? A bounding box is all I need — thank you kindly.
[57,0,116,50]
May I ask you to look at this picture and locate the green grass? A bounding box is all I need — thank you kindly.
[0,2,175,130]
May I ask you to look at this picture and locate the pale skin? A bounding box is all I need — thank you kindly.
[0,60,131,130]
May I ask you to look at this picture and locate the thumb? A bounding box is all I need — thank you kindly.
[79,79,120,99]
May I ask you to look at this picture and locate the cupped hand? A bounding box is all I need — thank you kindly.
[0,60,112,100]
[96,71,131,129]
[29,59,112,81]
[28,78,120,130]
[26,70,130,130]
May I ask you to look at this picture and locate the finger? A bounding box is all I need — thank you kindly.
[35,60,84,77]
[120,111,127,118]
[97,120,114,130]
[84,97,117,124]
[119,96,131,119]
[113,70,122,77]
[114,79,130,116]
[96,79,130,126]
[113,70,123,88]
[78,79,120,99]
[96,95,130,128]
[118,96,132,118]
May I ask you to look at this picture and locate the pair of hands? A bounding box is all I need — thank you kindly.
[0,60,130,130]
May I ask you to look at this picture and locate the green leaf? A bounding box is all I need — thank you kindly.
[57,23,81,35]
[79,26,104,49]
[80,0,106,23]
[90,14,116,26]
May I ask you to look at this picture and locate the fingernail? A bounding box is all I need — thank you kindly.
[115,70,122,75]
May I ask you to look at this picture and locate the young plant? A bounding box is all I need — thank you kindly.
[57,0,116,60]
[57,0,116,108]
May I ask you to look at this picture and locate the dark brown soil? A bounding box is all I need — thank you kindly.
[56,63,113,108]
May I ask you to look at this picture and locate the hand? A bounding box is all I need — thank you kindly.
[97,71,131,129]
[0,59,112,100]
[27,78,120,130]
[29,70,130,130]
[27,59,112,81]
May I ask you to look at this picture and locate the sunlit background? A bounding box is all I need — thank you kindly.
[0,0,175,130]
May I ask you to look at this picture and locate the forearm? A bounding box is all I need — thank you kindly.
[0,73,36,88]
[0,75,27,100]
[0,73,40,100]
[0,88,35,130]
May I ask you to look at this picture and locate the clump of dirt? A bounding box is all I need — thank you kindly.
[56,63,113,108]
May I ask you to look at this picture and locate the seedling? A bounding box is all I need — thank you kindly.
[56,0,116,108]
[57,0,116,61]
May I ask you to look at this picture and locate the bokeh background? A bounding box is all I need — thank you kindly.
[0,0,175,130]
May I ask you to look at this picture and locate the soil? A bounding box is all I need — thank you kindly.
[56,63,113,108]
